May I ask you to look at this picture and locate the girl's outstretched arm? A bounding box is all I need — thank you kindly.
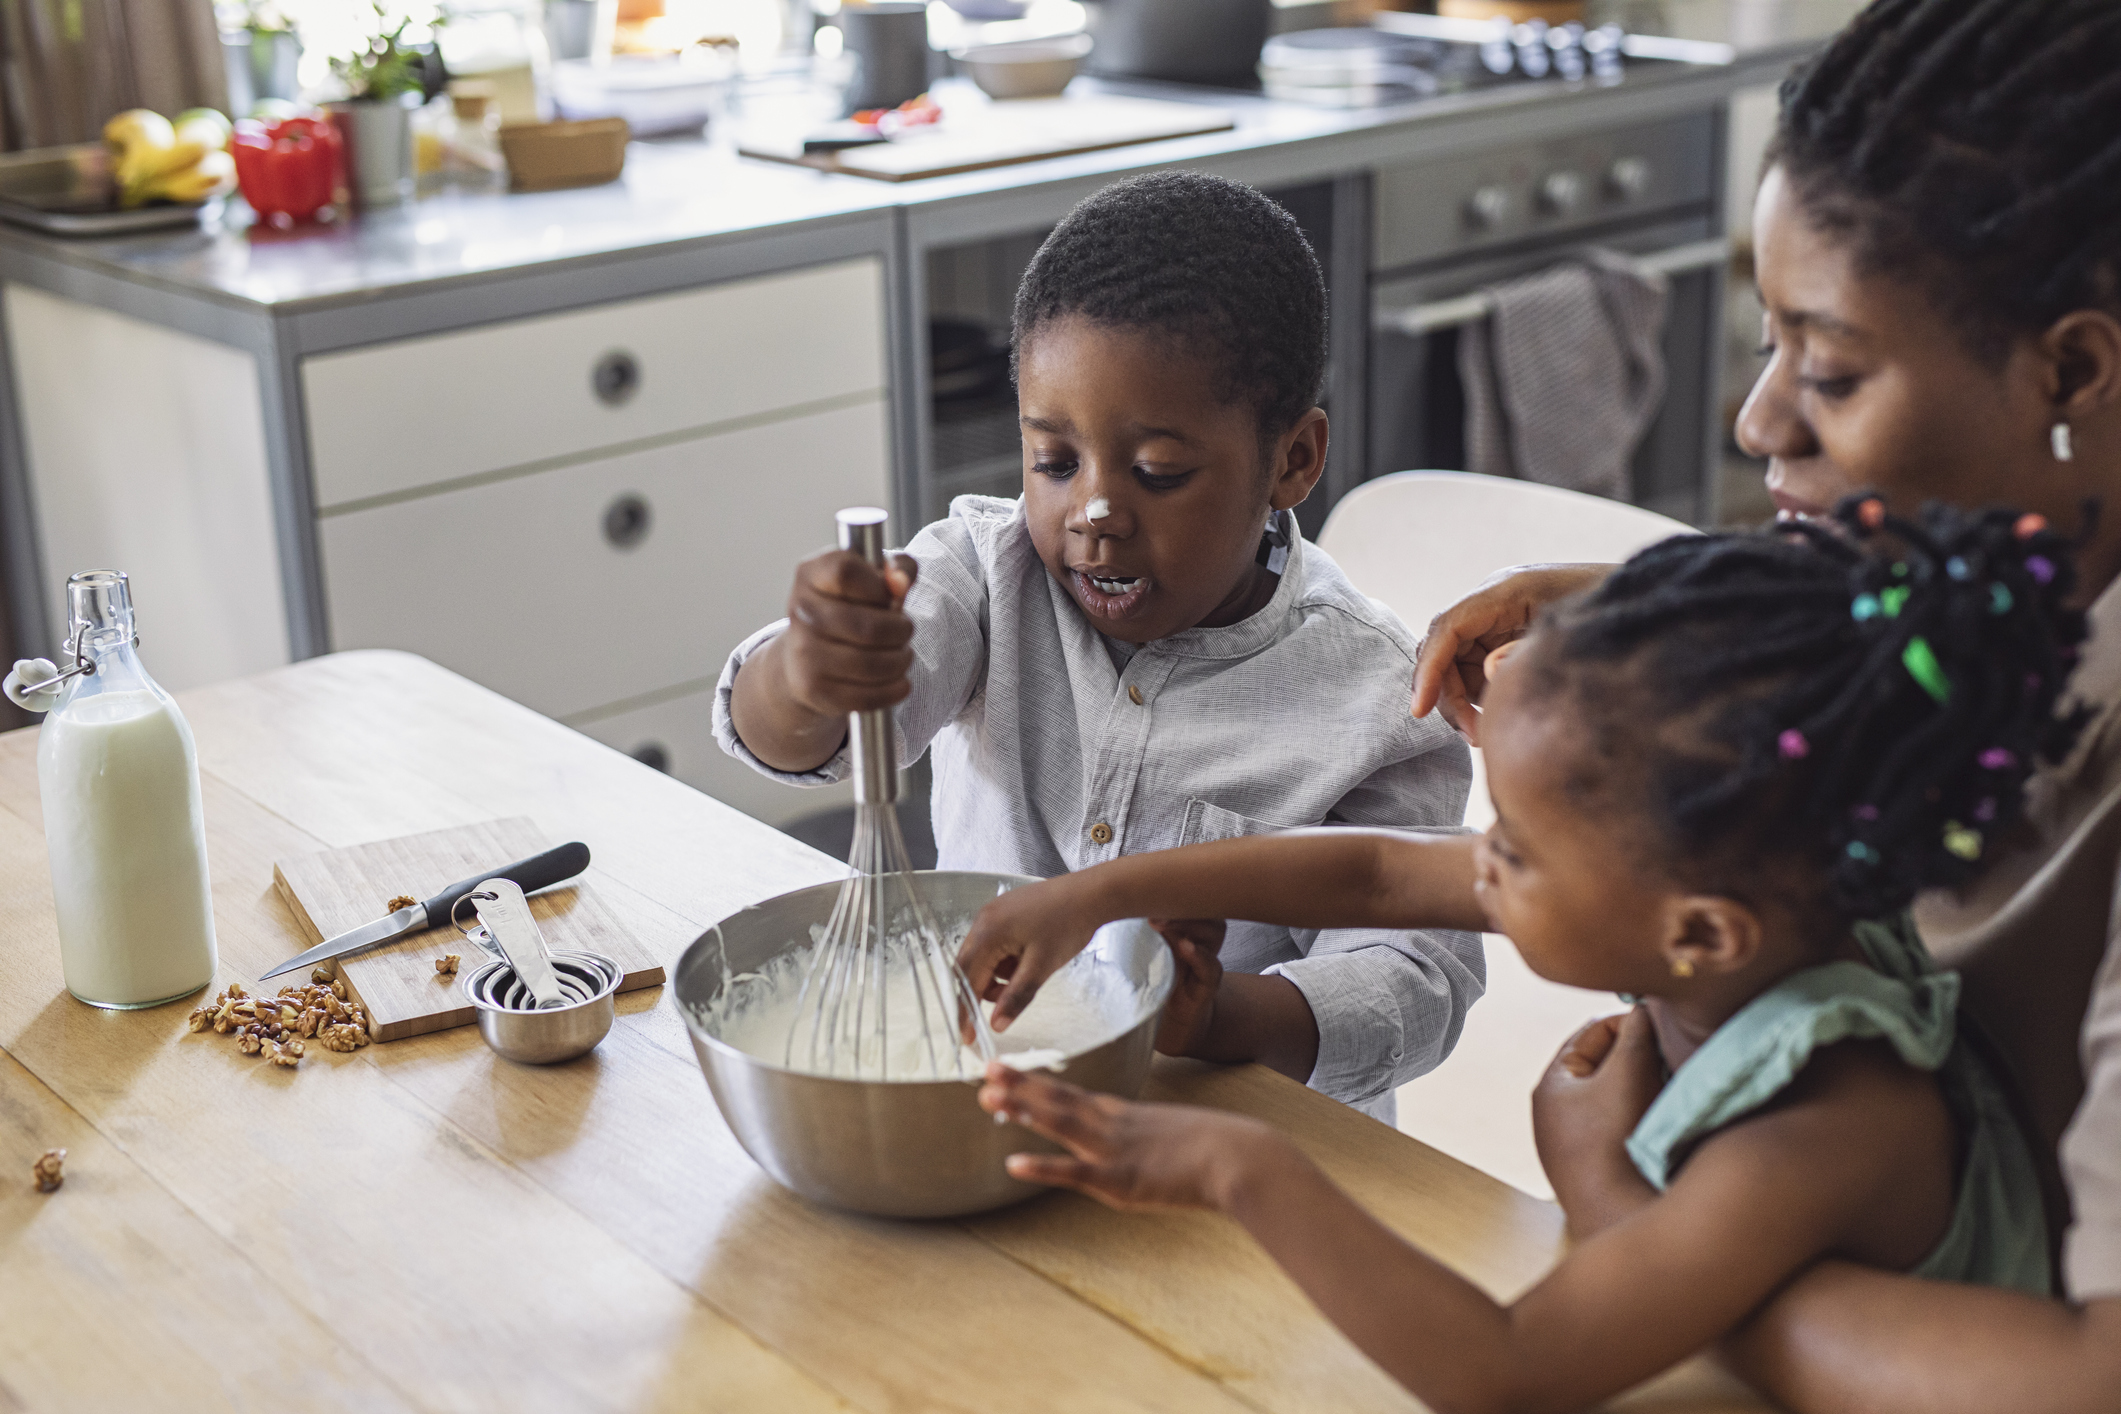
[958,830,1487,1027]
[981,1040,1950,1414]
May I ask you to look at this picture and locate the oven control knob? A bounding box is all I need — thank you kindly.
[1464,186,1512,230]
[1538,170,1586,216]
[1607,156,1653,201]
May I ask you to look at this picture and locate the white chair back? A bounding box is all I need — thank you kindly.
[1316,470,1698,642]
[1317,472,1699,1195]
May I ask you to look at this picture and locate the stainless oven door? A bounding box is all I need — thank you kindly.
[1368,218,1728,526]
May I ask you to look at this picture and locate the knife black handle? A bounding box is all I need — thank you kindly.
[422,841,591,931]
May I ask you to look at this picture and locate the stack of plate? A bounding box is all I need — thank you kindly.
[1258,30,1448,108]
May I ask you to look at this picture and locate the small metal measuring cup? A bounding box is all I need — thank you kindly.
[452,886,621,1064]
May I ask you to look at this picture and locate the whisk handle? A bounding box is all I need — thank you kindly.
[837,507,899,806]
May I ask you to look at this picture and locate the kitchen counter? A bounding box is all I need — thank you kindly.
[0,1,1854,314]
[0,650,1770,1413]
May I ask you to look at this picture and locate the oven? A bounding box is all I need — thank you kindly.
[1365,111,1729,525]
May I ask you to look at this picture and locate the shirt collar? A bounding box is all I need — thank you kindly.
[1150,508,1307,661]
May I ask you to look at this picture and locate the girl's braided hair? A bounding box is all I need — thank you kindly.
[1527,499,2088,924]
[1772,0,2121,363]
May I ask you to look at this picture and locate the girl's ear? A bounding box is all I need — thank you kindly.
[1268,408,1330,512]
[1659,895,1763,983]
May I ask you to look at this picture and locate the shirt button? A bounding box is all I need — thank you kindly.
[1089,822,1113,845]
[1127,684,1144,705]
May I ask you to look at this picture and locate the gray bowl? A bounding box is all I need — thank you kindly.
[673,871,1172,1218]
[958,34,1093,100]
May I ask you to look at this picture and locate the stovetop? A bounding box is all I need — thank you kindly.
[1259,13,1692,109]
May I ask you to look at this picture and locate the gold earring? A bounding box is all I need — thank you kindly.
[1670,957,1696,980]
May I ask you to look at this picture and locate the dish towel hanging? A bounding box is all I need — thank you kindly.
[1458,249,1670,501]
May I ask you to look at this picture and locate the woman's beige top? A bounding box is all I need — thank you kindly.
[1915,576,2121,1301]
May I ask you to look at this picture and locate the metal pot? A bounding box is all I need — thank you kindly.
[673,871,1174,1219]
[1083,0,1270,88]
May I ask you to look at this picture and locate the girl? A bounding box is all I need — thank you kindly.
[965,500,2080,1414]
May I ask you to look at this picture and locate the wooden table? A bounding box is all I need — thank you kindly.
[0,653,1769,1413]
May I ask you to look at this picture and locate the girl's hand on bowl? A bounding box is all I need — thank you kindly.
[957,875,1109,1031]
[980,1063,1278,1212]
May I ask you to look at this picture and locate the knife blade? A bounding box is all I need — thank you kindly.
[261,840,591,980]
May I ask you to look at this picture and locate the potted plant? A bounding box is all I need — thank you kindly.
[325,3,444,209]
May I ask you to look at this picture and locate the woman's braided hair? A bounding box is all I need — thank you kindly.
[1526,499,2088,924]
[1772,0,2121,363]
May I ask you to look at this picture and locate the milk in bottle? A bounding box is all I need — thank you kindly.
[29,572,216,1007]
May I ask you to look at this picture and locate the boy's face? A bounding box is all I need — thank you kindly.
[1015,316,1327,644]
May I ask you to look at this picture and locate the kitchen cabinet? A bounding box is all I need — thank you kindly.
[319,389,887,822]
[0,187,899,827]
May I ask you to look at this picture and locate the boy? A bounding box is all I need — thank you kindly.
[715,171,1475,1120]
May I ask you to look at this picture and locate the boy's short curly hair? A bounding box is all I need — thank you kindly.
[1011,170,1328,442]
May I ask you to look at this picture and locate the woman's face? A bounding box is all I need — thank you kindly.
[1737,165,2084,527]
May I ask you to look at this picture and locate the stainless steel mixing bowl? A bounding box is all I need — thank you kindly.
[673,871,1173,1218]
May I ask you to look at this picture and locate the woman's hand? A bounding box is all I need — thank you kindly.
[979,1063,1284,1212]
[1411,563,1613,745]
[1148,918,1225,1057]
[1532,1008,1664,1238]
[958,874,1113,1031]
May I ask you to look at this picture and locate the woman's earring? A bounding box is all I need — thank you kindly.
[1670,956,1696,980]
[2052,421,2076,463]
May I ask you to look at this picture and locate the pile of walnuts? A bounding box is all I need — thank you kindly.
[187,971,371,1068]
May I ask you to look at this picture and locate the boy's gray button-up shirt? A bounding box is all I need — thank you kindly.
[713,496,1480,1118]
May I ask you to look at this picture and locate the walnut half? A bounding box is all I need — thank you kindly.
[435,955,460,976]
[32,1149,63,1193]
[386,894,417,912]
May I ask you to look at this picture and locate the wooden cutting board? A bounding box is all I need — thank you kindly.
[271,817,664,1042]
[741,94,1236,182]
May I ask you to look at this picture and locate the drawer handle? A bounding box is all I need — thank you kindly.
[631,742,670,773]
[593,349,641,406]
[603,493,652,550]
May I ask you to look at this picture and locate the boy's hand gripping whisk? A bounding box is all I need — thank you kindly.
[785,508,1000,1079]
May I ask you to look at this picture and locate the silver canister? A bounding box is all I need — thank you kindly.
[325,96,416,208]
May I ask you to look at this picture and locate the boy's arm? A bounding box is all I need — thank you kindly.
[958,830,1489,1027]
[982,1042,1950,1414]
[719,517,991,781]
[726,550,918,775]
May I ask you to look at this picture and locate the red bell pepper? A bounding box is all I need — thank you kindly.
[232,115,343,225]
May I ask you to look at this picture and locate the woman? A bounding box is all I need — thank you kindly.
[1411,2,2121,1408]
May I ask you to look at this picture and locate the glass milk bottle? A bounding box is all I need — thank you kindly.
[30,572,217,1007]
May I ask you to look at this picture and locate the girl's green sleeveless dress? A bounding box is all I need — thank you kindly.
[1624,915,2052,1294]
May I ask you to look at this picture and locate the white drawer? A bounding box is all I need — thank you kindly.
[566,684,852,829]
[317,397,888,721]
[302,258,886,510]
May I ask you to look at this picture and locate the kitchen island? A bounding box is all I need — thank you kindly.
[0,650,1769,1412]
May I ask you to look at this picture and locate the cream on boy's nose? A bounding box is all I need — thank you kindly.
[1085,496,1111,521]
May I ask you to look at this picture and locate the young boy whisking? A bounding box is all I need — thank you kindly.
[715,171,1476,1118]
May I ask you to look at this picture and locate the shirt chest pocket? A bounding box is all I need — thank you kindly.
[1180,799,1309,847]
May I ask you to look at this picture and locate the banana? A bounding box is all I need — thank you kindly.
[140,149,236,206]
[116,139,207,206]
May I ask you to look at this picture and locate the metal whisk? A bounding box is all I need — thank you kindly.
[785,508,999,1080]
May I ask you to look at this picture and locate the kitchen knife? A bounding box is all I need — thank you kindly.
[260,841,591,980]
